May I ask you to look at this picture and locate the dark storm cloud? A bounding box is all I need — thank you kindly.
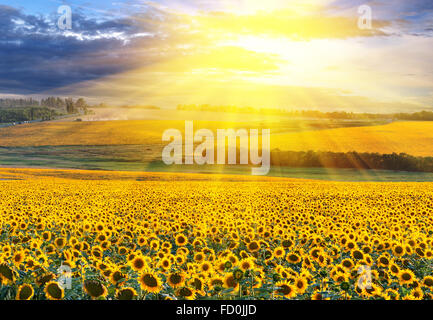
[0,5,159,94]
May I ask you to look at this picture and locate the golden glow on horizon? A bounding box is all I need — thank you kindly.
[50,1,432,113]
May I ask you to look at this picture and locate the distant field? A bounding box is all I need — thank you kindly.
[0,118,387,147]
[0,119,431,157]
[1,118,432,181]
[272,121,433,157]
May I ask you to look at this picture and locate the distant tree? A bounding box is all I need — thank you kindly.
[65,98,75,114]
[56,97,65,109]
[0,107,59,123]
[75,98,88,114]
[269,150,433,173]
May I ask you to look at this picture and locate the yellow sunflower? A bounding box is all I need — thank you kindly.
[16,284,34,300]
[275,281,297,298]
[84,280,108,299]
[116,287,137,300]
[44,281,64,300]
[138,272,162,293]
[167,272,186,289]
[398,269,416,285]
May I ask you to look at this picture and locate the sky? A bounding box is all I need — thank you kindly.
[0,0,432,112]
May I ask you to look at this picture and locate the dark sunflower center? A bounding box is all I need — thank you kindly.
[343,261,351,268]
[353,251,363,259]
[134,259,144,269]
[226,275,237,287]
[424,279,433,286]
[277,285,291,295]
[142,274,158,287]
[192,279,202,290]
[289,254,298,261]
[47,283,63,299]
[178,288,193,297]
[402,273,411,281]
[249,242,258,250]
[170,274,182,284]
[117,289,134,300]
[0,264,14,281]
[178,237,185,244]
[85,281,105,297]
[19,285,33,300]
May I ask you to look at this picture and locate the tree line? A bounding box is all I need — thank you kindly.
[0,107,59,123]
[177,104,433,121]
[271,150,433,173]
[0,97,94,123]
[0,97,90,114]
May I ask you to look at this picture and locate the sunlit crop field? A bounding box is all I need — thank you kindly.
[2,119,433,157]
[1,169,433,300]
[272,121,433,157]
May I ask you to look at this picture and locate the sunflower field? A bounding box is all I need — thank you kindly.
[1,169,433,300]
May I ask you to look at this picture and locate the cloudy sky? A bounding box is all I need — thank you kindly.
[0,0,432,112]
